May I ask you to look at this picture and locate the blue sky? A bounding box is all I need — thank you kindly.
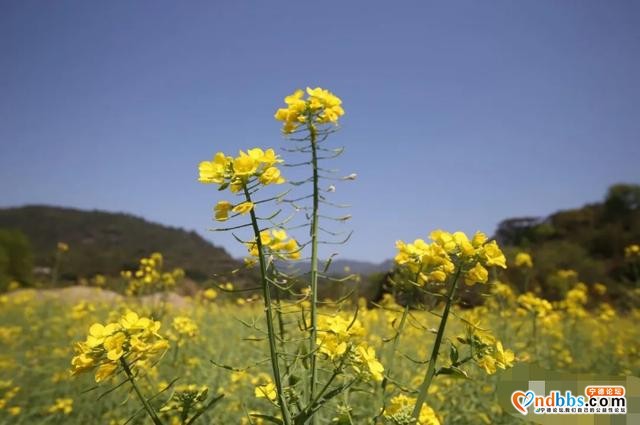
[1,1,638,262]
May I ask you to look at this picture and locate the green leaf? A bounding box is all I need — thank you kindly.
[449,343,459,364]
[288,374,301,386]
[299,342,310,369]
[186,394,225,425]
[436,366,469,379]
[250,414,284,425]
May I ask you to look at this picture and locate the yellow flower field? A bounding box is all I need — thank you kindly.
[0,275,638,424]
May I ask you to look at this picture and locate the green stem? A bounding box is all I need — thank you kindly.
[273,274,292,379]
[172,340,180,365]
[532,314,538,360]
[307,364,341,412]
[307,124,320,419]
[381,305,409,393]
[412,264,461,419]
[523,269,531,293]
[244,186,293,425]
[375,304,409,422]
[120,358,163,425]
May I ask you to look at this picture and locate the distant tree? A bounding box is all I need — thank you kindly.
[0,228,33,289]
[495,217,546,246]
[0,245,8,289]
[604,183,640,218]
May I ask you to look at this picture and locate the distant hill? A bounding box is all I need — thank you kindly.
[2,183,638,301]
[495,183,640,300]
[0,205,245,282]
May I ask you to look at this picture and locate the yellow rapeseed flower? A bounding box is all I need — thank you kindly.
[232,201,254,215]
[274,87,344,133]
[259,166,285,185]
[514,252,533,268]
[465,262,488,286]
[198,148,285,192]
[245,228,301,262]
[233,151,259,177]
[625,244,640,259]
[71,312,169,383]
[384,394,440,425]
[355,344,384,382]
[203,288,218,300]
[255,379,277,401]
[47,398,73,415]
[198,152,231,184]
[482,241,507,268]
[395,230,506,286]
[214,200,233,221]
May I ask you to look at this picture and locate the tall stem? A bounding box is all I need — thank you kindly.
[412,265,461,419]
[120,358,163,425]
[308,124,320,418]
[244,187,293,425]
[523,269,531,293]
[375,304,409,421]
[381,305,409,393]
[532,314,538,360]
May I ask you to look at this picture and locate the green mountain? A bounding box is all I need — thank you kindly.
[495,183,640,300]
[0,205,244,282]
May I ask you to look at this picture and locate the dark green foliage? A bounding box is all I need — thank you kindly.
[604,183,640,218]
[0,205,247,285]
[497,183,640,301]
[0,228,33,289]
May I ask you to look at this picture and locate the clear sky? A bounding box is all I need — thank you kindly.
[1,1,638,262]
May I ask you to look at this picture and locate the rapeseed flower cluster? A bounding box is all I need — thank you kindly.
[70,312,169,383]
[0,326,22,345]
[202,288,218,301]
[517,292,553,317]
[254,377,277,402]
[593,282,607,296]
[169,316,199,346]
[383,394,440,425]
[564,283,589,318]
[556,269,578,281]
[47,398,73,415]
[121,253,184,296]
[625,244,640,259]
[245,229,301,263]
[476,341,516,375]
[316,314,384,382]
[0,383,20,414]
[198,148,284,195]
[159,384,209,419]
[69,301,95,320]
[491,281,516,301]
[394,230,506,286]
[274,87,344,133]
[514,252,533,268]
